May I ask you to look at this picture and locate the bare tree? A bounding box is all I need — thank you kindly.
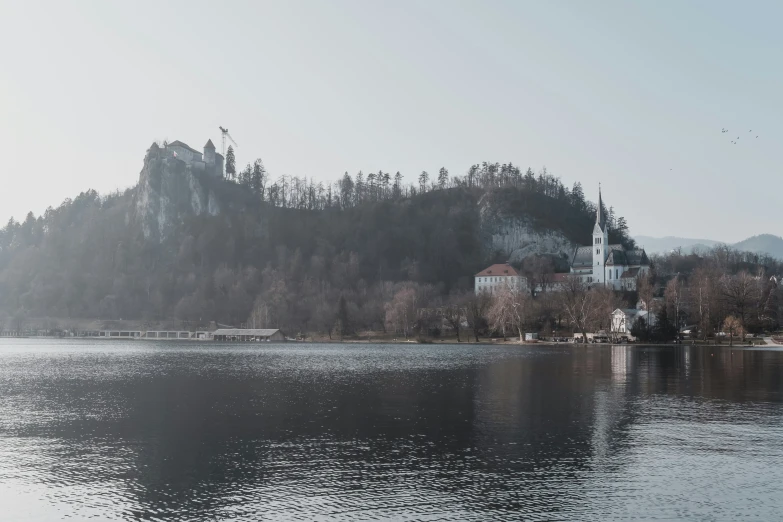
[442,292,467,342]
[722,315,742,346]
[721,271,760,333]
[521,255,555,298]
[637,272,655,311]
[488,286,533,342]
[557,277,609,342]
[688,267,717,340]
[665,275,686,332]
[385,285,418,339]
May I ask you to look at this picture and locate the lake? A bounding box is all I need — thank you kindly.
[1,340,782,521]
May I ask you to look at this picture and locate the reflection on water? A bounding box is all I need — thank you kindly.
[1,340,782,520]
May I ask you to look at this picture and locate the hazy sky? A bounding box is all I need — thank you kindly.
[1,0,781,242]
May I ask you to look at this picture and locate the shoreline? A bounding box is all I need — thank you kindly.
[1,336,779,348]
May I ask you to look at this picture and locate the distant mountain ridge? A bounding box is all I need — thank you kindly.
[635,234,783,259]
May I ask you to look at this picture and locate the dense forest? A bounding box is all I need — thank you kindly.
[0,155,636,334]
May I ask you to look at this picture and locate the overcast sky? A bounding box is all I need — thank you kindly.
[1,0,781,242]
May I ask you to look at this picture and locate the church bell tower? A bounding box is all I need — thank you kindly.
[592,186,609,285]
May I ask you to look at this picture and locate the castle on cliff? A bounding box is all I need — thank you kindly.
[166,139,224,178]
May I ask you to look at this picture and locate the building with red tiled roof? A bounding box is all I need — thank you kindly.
[474,263,527,295]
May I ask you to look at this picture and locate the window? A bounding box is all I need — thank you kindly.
[616,269,618,279]
[596,248,600,255]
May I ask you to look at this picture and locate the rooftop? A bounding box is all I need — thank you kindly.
[167,140,201,155]
[213,328,280,336]
[475,263,520,277]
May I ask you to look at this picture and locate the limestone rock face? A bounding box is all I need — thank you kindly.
[133,143,221,242]
[478,191,575,262]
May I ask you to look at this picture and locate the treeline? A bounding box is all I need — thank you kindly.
[638,246,783,341]
[227,148,632,237]
[1,157,631,330]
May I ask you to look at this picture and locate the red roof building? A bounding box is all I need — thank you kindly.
[474,263,526,295]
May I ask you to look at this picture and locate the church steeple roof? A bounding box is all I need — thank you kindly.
[595,185,607,231]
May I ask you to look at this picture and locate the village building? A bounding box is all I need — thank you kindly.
[474,263,527,295]
[212,328,284,342]
[611,307,654,337]
[570,189,650,290]
[166,139,224,178]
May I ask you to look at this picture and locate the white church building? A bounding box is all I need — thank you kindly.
[570,190,650,290]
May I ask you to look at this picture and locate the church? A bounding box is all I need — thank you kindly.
[570,190,650,291]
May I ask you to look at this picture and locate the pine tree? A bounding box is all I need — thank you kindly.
[616,217,629,234]
[654,306,678,342]
[393,172,403,199]
[381,171,390,199]
[239,163,252,187]
[419,171,429,193]
[571,182,585,210]
[355,171,365,204]
[250,159,266,199]
[367,172,377,201]
[225,145,236,181]
[438,167,449,189]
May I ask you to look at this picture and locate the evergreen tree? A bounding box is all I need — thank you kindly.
[571,182,585,211]
[616,216,629,234]
[367,172,377,201]
[239,163,252,187]
[250,159,266,199]
[419,171,429,193]
[654,306,678,342]
[381,172,390,199]
[438,167,449,189]
[225,146,236,181]
[355,172,365,204]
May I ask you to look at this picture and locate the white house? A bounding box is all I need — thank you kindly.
[474,263,526,295]
[570,189,650,290]
[611,307,655,337]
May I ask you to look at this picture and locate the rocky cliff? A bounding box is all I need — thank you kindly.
[132,143,221,242]
[478,191,576,262]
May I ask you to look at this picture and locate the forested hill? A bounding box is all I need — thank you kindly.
[0,144,635,329]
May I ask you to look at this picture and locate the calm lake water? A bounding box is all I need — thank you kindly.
[1,340,782,521]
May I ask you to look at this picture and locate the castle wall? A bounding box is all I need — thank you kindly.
[168,145,202,164]
[215,154,224,178]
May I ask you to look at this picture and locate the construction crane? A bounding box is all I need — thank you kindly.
[218,126,238,157]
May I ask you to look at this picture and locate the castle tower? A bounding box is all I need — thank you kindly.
[203,139,216,166]
[592,187,609,284]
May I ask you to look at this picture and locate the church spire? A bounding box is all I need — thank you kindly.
[595,184,606,231]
